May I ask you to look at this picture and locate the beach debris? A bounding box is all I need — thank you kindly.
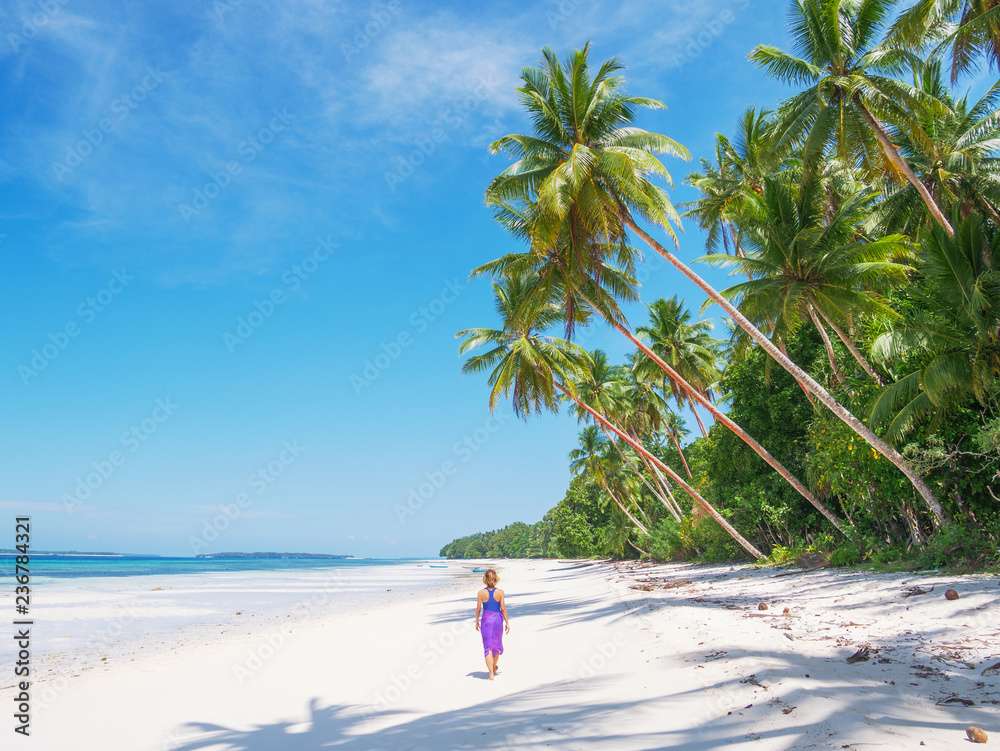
[937,695,976,706]
[847,646,872,663]
[758,602,769,611]
[945,589,960,600]
[783,607,791,615]
[982,662,1000,677]
[784,633,795,641]
[902,585,931,598]
[967,726,988,743]
[782,707,795,714]
[630,584,655,592]
[235,611,242,615]
[150,587,163,591]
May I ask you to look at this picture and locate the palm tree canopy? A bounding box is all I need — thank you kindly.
[486,42,690,257]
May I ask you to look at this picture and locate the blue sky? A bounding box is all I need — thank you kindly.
[0,0,800,557]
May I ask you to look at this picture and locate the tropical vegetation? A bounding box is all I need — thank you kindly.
[444,0,1000,570]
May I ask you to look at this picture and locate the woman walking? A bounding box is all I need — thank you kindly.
[474,568,509,680]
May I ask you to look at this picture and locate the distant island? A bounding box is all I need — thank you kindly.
[0,549,157,556]
[195,552,352,559]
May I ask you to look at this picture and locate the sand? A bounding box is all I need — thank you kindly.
[2,559,998,749]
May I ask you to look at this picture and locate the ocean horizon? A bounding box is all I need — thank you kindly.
[0,553,439,580]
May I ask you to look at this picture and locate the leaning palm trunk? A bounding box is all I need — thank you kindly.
[646,455,687,520]
[813,304,883,385]
[578,288,852,536]
[604,427,683,522]
[637,451,685,520]
[854,99,955,238]
[691,404,710,438]
[620,214,949,529]
[556,382,765,560]
[606,486,650,535]
[665,425,694,478]
[807,303,847,385]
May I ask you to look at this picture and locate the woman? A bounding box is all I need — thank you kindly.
[474,568,509,680]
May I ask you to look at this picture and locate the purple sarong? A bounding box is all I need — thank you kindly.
[480,610,504,655]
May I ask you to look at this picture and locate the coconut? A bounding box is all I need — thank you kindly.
[966,726,988,743]
[758,602,768,611]
[945,589,960,600]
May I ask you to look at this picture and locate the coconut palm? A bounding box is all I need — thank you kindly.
[750,0,955,236]
[699,176,913,385]
[634,296,722,437]
[486,42,947,527]
[477,237,850,534]
[878,61,1000,236]
[868,213,1000,441]
[568,426,650,534]
[684,107,788,257]
[892,0,1000,83]
[457,276,765,559]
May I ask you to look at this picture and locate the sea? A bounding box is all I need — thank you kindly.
[0,554,424,581]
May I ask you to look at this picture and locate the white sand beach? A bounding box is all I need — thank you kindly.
[3,560,998,750]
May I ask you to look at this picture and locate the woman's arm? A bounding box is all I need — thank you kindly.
[499,591,510,634]
[475,591,483,631]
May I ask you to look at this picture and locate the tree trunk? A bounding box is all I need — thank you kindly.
[627,539,648,557]
[646,455,687,519]
[854,99,955,238]
[665,425,693,478]
[691,403,710,438]
[807,302,847,385]
[606,485,650,536]
[556,382,765,560]
[604,428,682,522]
[584,296,852,537]
[814,304,883,385]
[636,448,684,520]
[620,213,949,529]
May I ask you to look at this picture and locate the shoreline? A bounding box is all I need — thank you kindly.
[3,559,997,749]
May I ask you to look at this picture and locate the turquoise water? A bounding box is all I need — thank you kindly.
[0,555,416,580]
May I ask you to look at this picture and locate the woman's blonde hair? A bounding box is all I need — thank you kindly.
[482,569,499,588]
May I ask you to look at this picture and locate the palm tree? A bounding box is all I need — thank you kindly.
[457,276,765,559]
[634,296,722,437]
[485,42,948,528]
[568,426,650,534]
[892,0,1000,83]
[684,107,788,257]
[750,0,955,236]
[879,62,1000,235]
[699,176,913,385]
[479,242,851,535]
[868,213,1000,441]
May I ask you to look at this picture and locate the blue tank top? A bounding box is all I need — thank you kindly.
[484,587,501,612]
